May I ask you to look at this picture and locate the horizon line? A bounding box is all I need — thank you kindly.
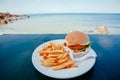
[26,12,120,15]
[1,12,120,15]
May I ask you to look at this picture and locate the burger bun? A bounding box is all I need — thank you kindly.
[65,31,90,57]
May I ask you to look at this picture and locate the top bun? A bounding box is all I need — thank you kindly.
[65,31,89,45]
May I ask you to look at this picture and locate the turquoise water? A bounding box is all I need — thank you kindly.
[0,13,120,34]
[29,13,120,27]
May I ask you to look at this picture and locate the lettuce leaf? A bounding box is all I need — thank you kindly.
[74,41,92,52]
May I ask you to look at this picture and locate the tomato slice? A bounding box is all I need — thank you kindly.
[68,45,85,50]
[64,42,67,46]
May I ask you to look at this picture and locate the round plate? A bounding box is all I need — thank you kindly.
[32,39,96,79]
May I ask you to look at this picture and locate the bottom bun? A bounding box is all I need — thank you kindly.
[74,47,90,57]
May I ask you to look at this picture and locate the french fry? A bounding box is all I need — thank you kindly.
[51,61,75,70]
[57,54,63,59]
[39,42,77,70]
[58,56,68,64]
[40,50,64,55]
[41,61,57,67]
[61,52,68,59]
[43,54,48,59]
[66,63,77,68]
[47,54,59,58]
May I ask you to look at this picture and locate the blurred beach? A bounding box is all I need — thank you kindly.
[0,13,120,35]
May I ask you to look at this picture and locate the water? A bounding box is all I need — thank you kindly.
[0,13,120,34]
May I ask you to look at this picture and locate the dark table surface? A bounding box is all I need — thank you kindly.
[0,34,120,80]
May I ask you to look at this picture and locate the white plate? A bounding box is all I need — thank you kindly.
[32,39,96,79]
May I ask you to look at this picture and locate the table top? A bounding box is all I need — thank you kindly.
[0,34,120,80]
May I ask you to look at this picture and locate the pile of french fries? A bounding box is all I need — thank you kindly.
[39,42,77,70]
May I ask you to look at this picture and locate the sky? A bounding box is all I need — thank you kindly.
[0,0,120,14]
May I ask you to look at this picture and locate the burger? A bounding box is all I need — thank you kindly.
[64,31,91,56]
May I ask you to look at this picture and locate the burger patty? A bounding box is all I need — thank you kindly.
[68,42,91,50]
[68,45,86,50]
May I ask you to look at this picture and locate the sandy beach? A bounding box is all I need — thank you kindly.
[0,24,120,35]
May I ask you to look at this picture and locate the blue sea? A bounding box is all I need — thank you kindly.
[0,13,120,34]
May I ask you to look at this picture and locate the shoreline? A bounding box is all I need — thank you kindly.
[0,27,120,35]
